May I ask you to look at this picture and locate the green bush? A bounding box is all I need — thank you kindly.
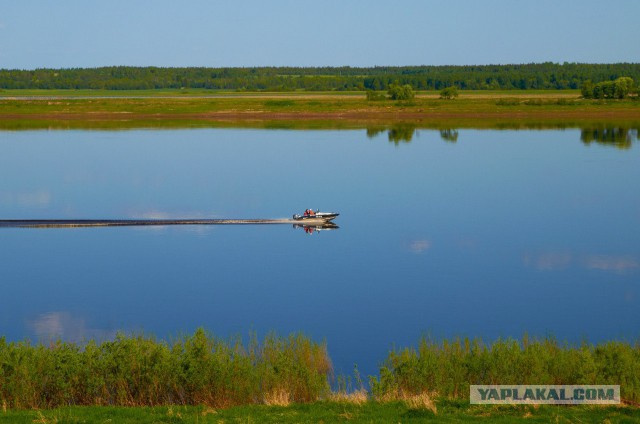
[439,86,458,99]
[387,83,415,101]
[581,77,635,99]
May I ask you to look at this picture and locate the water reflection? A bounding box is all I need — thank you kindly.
[293,222,339,235]
[387,125,417,144]
[366,125,639,148]
[523,251,572,271]
[366,124,417,144]
[439,129,459,143]
[585,255,639,273]
[2,126,639,381]
[523,251,639,274]
[407,239,431,254]
[28,311,117,344]
[580,127,639,149]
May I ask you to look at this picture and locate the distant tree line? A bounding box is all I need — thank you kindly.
[1,63,639,91]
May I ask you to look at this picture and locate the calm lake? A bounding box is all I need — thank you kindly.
[1,125,639,378]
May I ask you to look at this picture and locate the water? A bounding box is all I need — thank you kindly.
[1,126,639,378]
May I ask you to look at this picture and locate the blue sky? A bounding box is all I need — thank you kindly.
[2,0,639,69]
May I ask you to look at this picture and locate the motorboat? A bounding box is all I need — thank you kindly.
[292,209,339,222]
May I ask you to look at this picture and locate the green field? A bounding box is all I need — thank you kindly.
[1,90,639,132]
[1,402,639,423]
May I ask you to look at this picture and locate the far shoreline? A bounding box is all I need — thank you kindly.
[1,90,639,129]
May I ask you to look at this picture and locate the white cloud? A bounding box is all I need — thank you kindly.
[138,211,173,220]
[408,239,431,254]
[524,251,639,275]
[585,255,639,274]
[17,191,51,207]
[0,190,51,207]
[523,251,572,271]
[28,311,116,343]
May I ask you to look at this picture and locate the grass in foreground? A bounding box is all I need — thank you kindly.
[1,401,639,423]
[2,331,640,411]
[0,330,331,409]
[371,336,640,404]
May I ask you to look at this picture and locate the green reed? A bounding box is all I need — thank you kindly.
[0,329,330,409]
[370,335,640,403]
[2,332,640,410]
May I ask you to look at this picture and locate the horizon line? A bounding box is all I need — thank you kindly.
[3,62,640,72]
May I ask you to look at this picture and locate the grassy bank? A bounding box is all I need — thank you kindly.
[1,92,639,133]
[1,331,640,411]
[1,91,639,127]
[2,401,640,423]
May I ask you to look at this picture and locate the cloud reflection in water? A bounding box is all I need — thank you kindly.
[28,311,117,343]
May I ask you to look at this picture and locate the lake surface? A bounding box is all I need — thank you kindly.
[1,126,639,378]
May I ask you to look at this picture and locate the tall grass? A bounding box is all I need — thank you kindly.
[2,332,640,410]
[370,335,640,403]
[0,329,330,409]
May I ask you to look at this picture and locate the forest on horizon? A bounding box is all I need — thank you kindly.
[1,63,639,91]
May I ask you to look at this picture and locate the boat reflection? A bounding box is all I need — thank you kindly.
[293,222,339,234]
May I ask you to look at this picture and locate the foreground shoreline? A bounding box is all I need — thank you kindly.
[1,402,639,423]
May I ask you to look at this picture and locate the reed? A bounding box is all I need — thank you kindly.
[0,329,331,409]
[369,335,640,403]
[327,389,369,405]
[2,332,640,411]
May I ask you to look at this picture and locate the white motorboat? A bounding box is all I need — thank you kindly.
[292,209,339,222]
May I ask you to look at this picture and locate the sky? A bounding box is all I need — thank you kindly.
[1,0,639,69]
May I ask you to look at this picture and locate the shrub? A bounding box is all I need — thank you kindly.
[581,77,635,99]
[387,83,415,101]
[439,86,458,99]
